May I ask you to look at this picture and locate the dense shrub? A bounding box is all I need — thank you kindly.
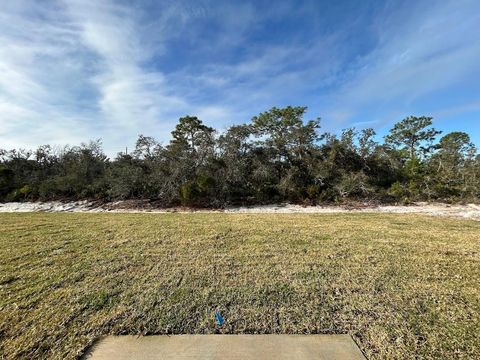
[0,107,478,205]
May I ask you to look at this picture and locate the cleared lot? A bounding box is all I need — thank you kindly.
[0,213,479,359]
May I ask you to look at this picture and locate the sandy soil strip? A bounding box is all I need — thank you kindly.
[1,201,479,220]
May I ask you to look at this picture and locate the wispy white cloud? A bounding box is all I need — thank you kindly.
[64,0,193,138]
[0,2,96,146]
[320,0,480,130]
[0,1,197,153]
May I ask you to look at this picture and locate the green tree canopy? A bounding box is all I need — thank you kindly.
[385,116,441,160]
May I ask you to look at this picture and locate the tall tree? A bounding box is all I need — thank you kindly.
[170,116,215,156]
[166,116,216,205]
[436,132,475,169]
[430,132,477,197]
[385,116,441,160]
[217,125,254,202]
[251,106,320,164]
[251,106,321,201]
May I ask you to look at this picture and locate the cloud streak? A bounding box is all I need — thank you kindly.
[319,0,480,130]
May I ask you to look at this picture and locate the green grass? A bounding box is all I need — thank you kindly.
[0,213,479,359]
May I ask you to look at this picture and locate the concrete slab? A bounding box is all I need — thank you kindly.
[83,335,366,360]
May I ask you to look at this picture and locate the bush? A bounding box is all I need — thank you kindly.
[0,166,15,199]
[335,172,372,199]
[179,181,197,206]
[388,181,411,203]
[6,185,32,201]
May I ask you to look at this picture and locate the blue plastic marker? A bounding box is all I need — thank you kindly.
[214,310,225,327]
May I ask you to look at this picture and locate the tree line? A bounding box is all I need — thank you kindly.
[1,106,479,206]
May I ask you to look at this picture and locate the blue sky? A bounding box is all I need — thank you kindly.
[1,0,479,156]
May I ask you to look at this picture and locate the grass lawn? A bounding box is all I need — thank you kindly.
[0,213,479,359]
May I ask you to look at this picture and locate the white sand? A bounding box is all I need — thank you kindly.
[1,201,479,220]
[0,201,96,212]
[225,202,480,220]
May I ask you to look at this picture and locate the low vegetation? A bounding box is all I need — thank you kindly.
[1,107,479,206]
[1,213,479,359]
